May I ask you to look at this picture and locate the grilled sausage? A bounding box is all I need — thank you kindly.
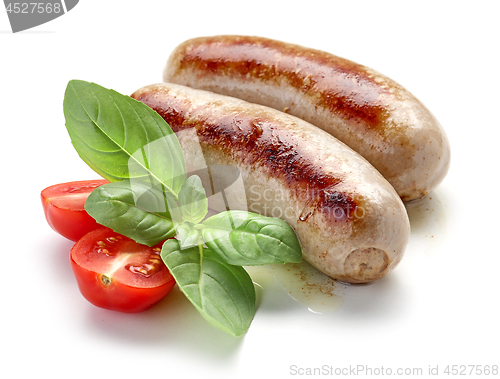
[163,35,451,201]
[131,83,410,283]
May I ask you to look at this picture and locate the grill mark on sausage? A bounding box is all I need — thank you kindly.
[320,190,359,223]
[177,36,391,129]
[132,87,359,222]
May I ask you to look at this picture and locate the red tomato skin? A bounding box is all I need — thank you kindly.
[43,204,101,242]
[70,228,176,313]
[41,180,108,242]
[70,257,176,313]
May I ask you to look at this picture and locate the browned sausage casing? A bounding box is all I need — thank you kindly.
[131,83,410,283]
[164,35,451,201]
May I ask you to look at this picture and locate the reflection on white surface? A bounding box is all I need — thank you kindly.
[247,260,345,314]
[272,261,345,313]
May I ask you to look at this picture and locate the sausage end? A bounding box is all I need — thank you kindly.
[343,247,390,283]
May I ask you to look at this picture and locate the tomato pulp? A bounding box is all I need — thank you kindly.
[41,179,109,242]
[70,228,175,313]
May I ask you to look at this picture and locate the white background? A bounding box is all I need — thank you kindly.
[1,1,499,378]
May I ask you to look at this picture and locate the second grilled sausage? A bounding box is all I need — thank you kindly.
[164,35,451,201]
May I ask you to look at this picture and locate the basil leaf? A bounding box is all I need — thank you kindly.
[178,175,208,224]
[175,223,200,249]
[161,239,255,337]
[201,211,302,265]
[85,180,176,246]
[63,80,186,199]
[164,193,183,227]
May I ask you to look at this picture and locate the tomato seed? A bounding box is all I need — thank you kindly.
[96,247,113,255]
[126,260,162,277]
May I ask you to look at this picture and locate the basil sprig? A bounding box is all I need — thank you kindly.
[63,80,302,337]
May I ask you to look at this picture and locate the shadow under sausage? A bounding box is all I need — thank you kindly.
[404,188,449,257]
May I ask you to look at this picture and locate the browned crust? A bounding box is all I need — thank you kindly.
[131,86,359,226]
[173,35,391,131]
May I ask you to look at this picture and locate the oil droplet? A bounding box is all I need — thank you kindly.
[298,198,316,222]
[298,211,312,222]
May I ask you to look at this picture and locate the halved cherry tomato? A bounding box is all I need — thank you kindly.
[41,179,109,242]
[70,228,175,313]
